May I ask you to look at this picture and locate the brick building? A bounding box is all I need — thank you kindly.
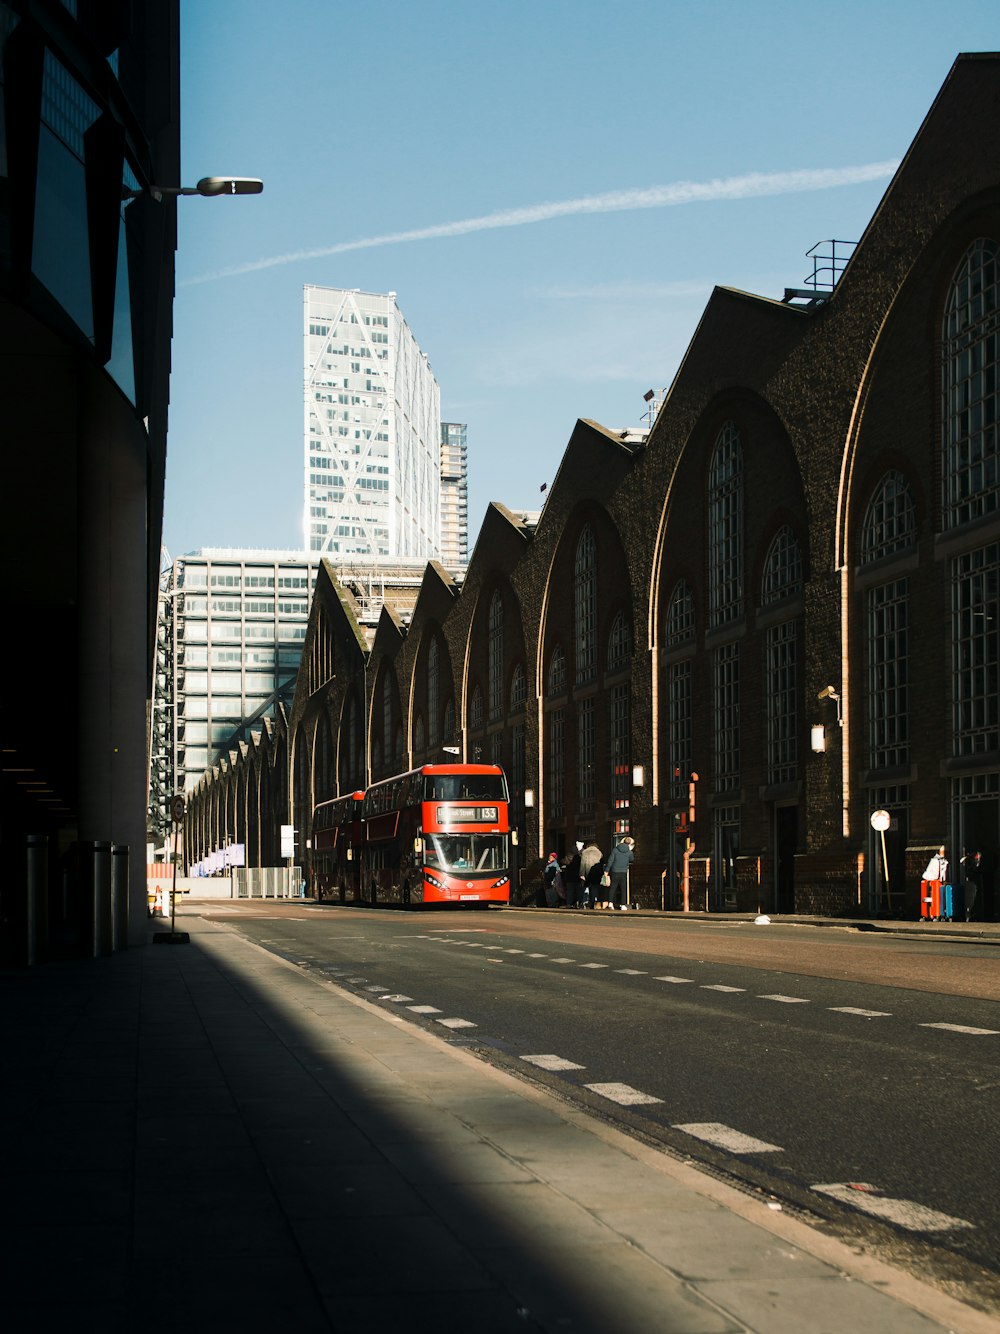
[184,55,1000,919]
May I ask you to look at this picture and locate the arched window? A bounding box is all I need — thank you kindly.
[470,684,483,730]
[488,591,504,721]
[510,662,526,711]
[548,644,566,696]
[862,472,916,564]
[428,638,440,746]
[761,526,803,604]
[943,239,1000,530]
[443,698,455,743]
[414,713,425,756]
[382,671,392,752]
[666,580,694,647]
[574,524,597,683]
[607,610,631,673]
[709,422,743,626]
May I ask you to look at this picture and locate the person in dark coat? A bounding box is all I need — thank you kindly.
[604,837,634,910]
[580,840,603,908]
[565,843,584,908]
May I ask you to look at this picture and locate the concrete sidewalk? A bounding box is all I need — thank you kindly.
[3,914,995,1334]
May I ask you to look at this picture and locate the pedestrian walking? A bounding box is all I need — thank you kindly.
[961,849,982,921]
[604,836,634,910]
[565,843,585,908]
[580,839,603,908]
[543,852,563,907]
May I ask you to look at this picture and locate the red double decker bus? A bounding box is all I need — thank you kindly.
[359,763,512,907]
[310,790,365,902]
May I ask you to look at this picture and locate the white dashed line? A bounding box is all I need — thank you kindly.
[615,969,647,975]
[812,1183,974,1232]
[407,1005,442,1014]
[674,1123,783,1154]
[580,962,609,969]
[437,1017,477,1029]
[551,957,575,964]
[584,1082,663,1106]
[828,1007,891,1017]
[701,984,746,993]
[364,984,390,992]
[655,975,694,984]
[527,953,548,958]
[521,1054,585,1071]
[504,949,526,954]
[919,1022,999,1035]
[382,994,414,1003]
[759,994,810,1004]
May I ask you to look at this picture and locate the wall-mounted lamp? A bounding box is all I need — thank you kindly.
[632,765,645,788]
[810,725,827,753]
[524,789,535,808]
[817,684,843,726]
[127,176,265,203]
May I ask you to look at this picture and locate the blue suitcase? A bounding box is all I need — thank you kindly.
[940,883,954,922]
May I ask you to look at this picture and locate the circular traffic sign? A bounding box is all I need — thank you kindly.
[870,809,890,832]
[171,794,186,824]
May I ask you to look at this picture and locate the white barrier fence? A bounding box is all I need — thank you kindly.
[156,868,304,900]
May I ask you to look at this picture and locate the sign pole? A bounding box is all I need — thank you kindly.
[154,794,190,945]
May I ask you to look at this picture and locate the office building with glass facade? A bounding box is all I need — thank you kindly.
[440,421,469,572]
[0,1,179,961]
[304,286,441,560]
[156,551,319,797]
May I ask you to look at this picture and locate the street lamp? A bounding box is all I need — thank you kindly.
[126,176,264,203]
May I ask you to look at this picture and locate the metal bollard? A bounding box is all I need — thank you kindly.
[26,834,49,966]
[111,843,129,952]
[85,841,113,957]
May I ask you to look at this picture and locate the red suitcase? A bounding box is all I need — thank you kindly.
[920,878,941,920]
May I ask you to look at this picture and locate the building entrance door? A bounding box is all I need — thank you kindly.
[956,796,999,922]
[774,805,797,914]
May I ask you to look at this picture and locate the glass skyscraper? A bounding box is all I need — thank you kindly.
[304,286,441,560]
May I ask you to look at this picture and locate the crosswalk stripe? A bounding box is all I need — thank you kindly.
[812,1183,974,1232]
[584,1082,663,1106]
[919,1022,999,1035]
[521,1054,585,1071]
[674,1122,783,1154]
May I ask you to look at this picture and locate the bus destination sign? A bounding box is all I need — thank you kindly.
[439,805,499,824]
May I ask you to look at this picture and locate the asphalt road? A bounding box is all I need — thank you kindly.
[202,904,1000,1310]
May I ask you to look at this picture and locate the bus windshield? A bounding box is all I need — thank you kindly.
[423,774,507,802]
[425,833,506,873]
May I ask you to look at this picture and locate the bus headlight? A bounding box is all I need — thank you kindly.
[494,875,509,888]
[425,872,447,890]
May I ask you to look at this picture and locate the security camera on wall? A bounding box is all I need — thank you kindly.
[817,685,839,701]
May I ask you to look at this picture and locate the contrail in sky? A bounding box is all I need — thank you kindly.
[181,160,898,286]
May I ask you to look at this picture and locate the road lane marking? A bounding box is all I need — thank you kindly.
[828,1007,891,1017]
[382,994,414,1003]
[919,1022,999,1035]
[585,1082,663,1106]
[654,975,694,984]
[521,1054,585,1071]
[701,984,746,993]
[527,953,548,958]
[364,984,391,992]
[674,1123,783,1154]
[504,948,526,954]
[615,969,647,975]
[407,1005,443,1014]
[759,994,810,1003]
[811,1183,974,1232]
[551,957,575,963]
[580,962,608,969]
[437,1017,477,1029]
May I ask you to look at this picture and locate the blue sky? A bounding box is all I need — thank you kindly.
[164,1,999,559]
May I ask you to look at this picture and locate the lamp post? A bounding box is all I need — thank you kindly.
[126,176,264,203]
